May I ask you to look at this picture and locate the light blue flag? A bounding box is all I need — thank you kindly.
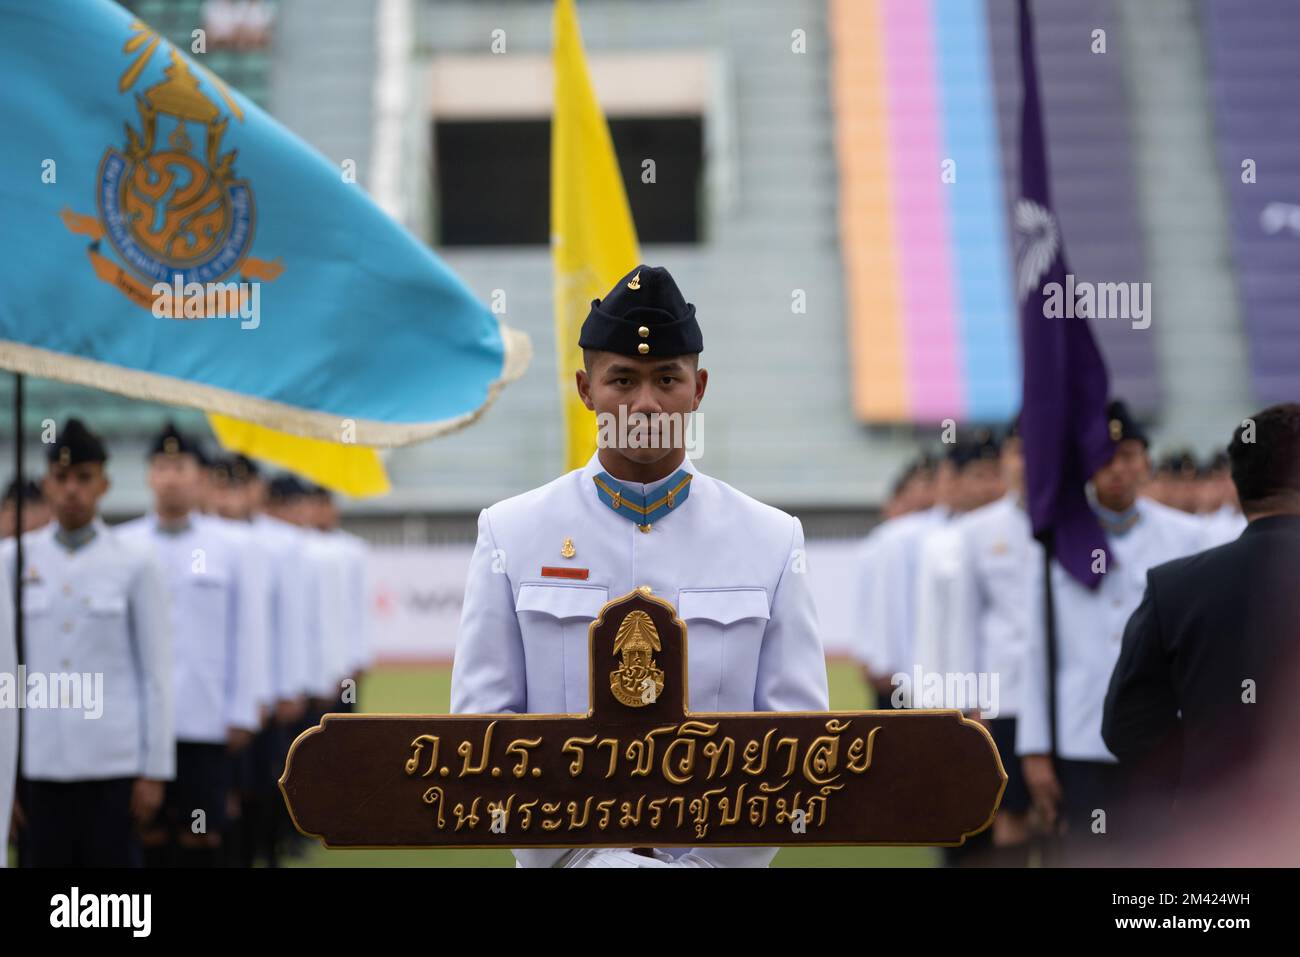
[0,0,530,445]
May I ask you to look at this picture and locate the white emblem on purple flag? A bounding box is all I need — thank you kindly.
[1013,198,1058,305]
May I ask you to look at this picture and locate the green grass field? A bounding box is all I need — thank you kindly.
[293,661,939,868]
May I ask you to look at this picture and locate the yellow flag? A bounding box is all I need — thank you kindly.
[207,412,391,498]
[552,0,640,472]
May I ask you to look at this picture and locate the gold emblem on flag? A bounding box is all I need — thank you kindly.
[59,21,283,318]
[609,609,664,708]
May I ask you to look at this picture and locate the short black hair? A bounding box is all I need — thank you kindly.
[3,477,42,505]
[1228,404,1300,513]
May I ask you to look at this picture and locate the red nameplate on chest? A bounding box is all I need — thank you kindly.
[540,566,589,580]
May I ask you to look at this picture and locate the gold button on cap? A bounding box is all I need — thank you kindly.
[638,326,650,337]
[638,343,649,354]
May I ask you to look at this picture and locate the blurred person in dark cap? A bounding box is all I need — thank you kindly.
[2,418,173,866]
[116,424,266,867]
[267,475,349,739]
[913,428,1008,867]
[300,485,374,715]
[1,477,49,538]
[1016,400,1207,865]
[853,454,937,700]
[1197,450,1246,547]
[1103,403,1300,860]
[915,417,1039,865]
[215,457,316,865]
[859,448,957,709]
[1147,450,1200,514]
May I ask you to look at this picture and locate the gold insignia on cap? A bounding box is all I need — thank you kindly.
[626,270,641,290]
[163,436,179,454]
[58,447,70,466]
[638,343,649,354]
[638,325,649,338]
[560,537,575,559]
[1109,418,1122,442]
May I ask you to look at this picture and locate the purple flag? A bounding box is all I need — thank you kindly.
[1014,0,1115,589]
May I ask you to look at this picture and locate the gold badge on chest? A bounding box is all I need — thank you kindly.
[560,537,575,559]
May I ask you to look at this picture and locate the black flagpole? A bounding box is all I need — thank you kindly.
[13,372,24,670]
[1042,529,1061,865]
[12,372,25,850]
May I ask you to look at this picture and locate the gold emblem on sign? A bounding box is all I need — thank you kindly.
[560,537,575,559]
[626,269,641,290]
[609,609,665,708]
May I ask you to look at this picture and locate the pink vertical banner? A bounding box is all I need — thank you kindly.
[879,0,964,421]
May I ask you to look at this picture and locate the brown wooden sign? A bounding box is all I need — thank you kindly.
[280,588,1006,849]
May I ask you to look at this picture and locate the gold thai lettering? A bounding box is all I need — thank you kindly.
[566,796,593,828]
[625,725,677,777]
[746,794,768,826]
[702,735,735,779]
[619,795,646,827]
[456,720,497,777]
[505,736,543,778]
[648,797,668,827]
[742,728,778,775]
[595,799,616,830]
[717,783,747,826]
[405,734,440,777]
[669,795,687,827]
[451,796,481,830]
[774,737,799,778]
[802,720,849,787]
[421,785,447,828]
[597,737,619,777]
[846,725,883,773]
[517,798,539,830]
[540,800,564,831]
[486,793,516,829]
[562,734,597,776]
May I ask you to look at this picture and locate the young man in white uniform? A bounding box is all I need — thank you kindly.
[451,264,830,868]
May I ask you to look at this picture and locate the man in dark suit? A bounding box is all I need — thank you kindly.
[1102,403,1300,853]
